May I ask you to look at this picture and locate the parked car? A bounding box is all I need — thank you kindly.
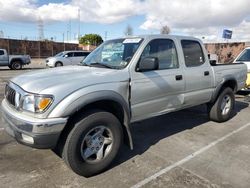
[46,50,90,67]
[0,49,31,70]
[233,47,250,89]
[2,35,247,177]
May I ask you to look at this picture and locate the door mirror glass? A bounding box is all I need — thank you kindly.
[138,57,159,72]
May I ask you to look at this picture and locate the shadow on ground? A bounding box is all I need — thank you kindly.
[111,100,249,170]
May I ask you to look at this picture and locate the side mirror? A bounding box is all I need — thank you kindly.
[138,57,159,72]
[210,60,217,66]
[64,54,68,58]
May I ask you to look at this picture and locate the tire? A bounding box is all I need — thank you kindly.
[55,62,63,67]
[62,110,123,177]
[208,87,235,122]
[11,61,22,70]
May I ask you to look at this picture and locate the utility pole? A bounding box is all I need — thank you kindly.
[105,31,107,41]
[78,8,81,40]
[37,17,44,41]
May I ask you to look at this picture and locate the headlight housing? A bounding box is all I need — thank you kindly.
[22,95,53,113]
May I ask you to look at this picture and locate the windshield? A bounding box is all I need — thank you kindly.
[54,52,65,57]
[82,38,143,69]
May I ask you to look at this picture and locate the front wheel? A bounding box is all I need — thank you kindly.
[55,62,63,67]
[62,110,123,177]
[207,87,235,122]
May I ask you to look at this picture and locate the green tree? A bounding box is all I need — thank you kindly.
[79,34,103,46]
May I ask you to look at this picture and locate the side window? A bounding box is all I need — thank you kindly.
[0,50,4,55]
[237,49,250,61]
[66,52,74,57]
[181,40,205,67]
[74,52,84,57]
[83,52,90,56]
[140,39,179,70]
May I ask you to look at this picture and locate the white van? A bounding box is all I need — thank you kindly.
[46,51,90,67]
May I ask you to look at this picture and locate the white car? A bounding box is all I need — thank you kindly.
[46,51,90,67]
[233,47,250,88]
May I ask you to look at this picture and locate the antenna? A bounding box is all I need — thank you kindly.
[37,17,44,41]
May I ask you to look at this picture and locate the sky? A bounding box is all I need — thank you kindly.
[0,0,250,43]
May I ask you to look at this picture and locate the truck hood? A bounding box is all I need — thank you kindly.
[11,66,129,94]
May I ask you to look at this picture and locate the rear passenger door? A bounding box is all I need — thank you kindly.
[0,50,8,65]
[181,40,213,106]
[73,52,85,65]
[130,38,185,121]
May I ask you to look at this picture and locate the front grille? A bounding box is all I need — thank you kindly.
[5,84,16,106]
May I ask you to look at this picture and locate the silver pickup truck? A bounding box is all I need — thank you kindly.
[1,35,247,177]
[0,49,31,70]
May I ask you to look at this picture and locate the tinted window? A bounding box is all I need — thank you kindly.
[65,52,74,57]
[74,52,85,57]
[0,50,4,55]
[237,49,250,61]
[140,39,179,70]
[83,52,90,56]
[181,40,205,67]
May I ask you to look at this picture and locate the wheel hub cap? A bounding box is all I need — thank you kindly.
[221,95,231,115]
[81,126,113,162]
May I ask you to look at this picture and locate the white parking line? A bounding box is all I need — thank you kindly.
[131,122,250,188]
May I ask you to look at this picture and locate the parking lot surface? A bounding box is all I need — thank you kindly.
[0,60,250,188]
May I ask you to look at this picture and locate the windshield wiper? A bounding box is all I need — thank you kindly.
[90,62,115,69]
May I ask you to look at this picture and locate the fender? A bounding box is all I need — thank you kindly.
[210,77,237,103]
[49,90,134,149]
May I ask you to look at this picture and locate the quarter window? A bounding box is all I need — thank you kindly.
[140,39,179,70]
[181,40,205,67]
[0,50,4,55]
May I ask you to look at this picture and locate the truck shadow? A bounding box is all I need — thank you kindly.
[111,100,249,169]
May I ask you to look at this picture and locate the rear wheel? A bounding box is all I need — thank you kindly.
[207,87,235,122]
[11,61,22,70]
[55,62,63,67]
[62,110,123,177]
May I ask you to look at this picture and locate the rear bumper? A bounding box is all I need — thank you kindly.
[1,99,68,149]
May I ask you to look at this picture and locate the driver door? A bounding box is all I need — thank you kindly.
[130,38,185,122]
[64,52,74,65]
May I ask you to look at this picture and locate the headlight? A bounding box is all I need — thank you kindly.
[22,95,53,113]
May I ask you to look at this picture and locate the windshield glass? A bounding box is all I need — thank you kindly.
[82,38,143,69]
[54,52,64,57]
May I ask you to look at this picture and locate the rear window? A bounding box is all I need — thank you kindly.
[0,50,4,55]
[181,40,205,67]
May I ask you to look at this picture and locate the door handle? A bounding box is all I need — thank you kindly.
[204,71,209,76]
[175,75,183,81]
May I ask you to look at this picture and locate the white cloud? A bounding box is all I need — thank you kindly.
[0,0,250,41]
[140,0,250,41]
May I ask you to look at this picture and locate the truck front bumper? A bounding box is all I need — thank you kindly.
[1,99,68,149]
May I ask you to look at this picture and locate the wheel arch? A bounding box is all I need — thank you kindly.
[55,91,133,150]
[211,78,237,103]
[10,58,23,64]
